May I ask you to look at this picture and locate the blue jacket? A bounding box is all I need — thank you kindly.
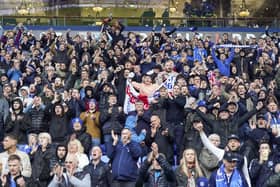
[211,47,235,77]
[193,47,207,63]
[7,68,22,82]
[107,140,142,181]
[125,115,146,143]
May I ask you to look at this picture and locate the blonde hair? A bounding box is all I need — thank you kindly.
[68,139,84,154]
[65,153,79,166]
[38,132,52,144]
[179,148,204,178]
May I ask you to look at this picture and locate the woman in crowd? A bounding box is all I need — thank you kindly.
[175,148,206,187]
[67,139,89,170]
[30,132,54,187]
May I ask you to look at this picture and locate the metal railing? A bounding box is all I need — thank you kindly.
[1,15,280,28]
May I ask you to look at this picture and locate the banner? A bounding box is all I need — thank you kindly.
[161,75,177,92]
[123,81,149,114]
[123,75,177,114]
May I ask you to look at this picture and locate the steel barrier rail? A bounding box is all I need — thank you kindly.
[0,16,279,28]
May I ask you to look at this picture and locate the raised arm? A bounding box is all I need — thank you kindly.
[211,46,220,63]
[131,81,142,90]
[242,156,252,187]
[226,47,235,64]
[196,109,215,129]
[199,130,224,160]
[236,101,263,128]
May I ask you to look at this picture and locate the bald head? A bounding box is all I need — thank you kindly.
[91,146,102,161]
[121,128,131,145]
[208,133,221,147]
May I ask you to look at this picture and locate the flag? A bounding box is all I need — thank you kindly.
[123,75,177,114]
[161,75,177,92]
[151,75,177,100]
[123,81,149,114]
[207,70,217,86]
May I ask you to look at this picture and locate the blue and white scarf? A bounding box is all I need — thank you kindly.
[216,44,257,48]
[216,164,243,187]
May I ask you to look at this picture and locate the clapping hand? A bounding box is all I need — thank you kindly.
[151,125,157,138]
[256,101,264,111]
[53,164,63,179]
[161,128,169,136]
[16,177,26,187]
[1,175,7,186]
[151,142,159,158]
[111,130,119,146]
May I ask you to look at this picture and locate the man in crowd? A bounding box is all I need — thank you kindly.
[0,154,30,186]
[209,152,249,187]
[84,146,111,187]
[0,134,31,177]
[107,128,142,187]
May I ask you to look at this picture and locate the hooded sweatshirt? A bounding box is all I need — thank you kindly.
[5,98,30,144]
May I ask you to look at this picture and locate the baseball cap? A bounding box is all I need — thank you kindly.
[192,116,202,123]
[223,152,239,162]
[197,100,207,108]
[257,113,266,120]
[218,107,229,113]
[227,134,240,142]
[227,101,237,107]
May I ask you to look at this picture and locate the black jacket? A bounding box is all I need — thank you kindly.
[196,108,258,147]
[26,105,48,134]
[78,132,92,155]
[146,125,174,165]
[47,103,72,143]
[0,173,31,187]
[68,127,92,155]
[249,153,280,187]
[136,154,176,187]
[30,145,54,187]
[114,70,127,106]
[5,99,30,144]
[83,161,111,187]
[266,172,280,187]
[164,96,186,124]
[100,105,125,135]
